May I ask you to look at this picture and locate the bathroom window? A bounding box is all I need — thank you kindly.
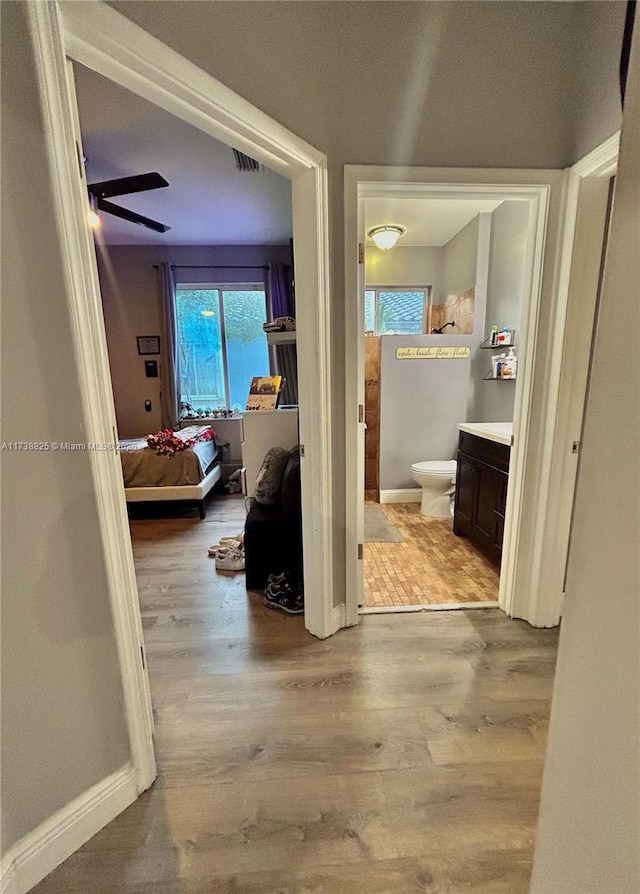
[364,288,431,335]
[175,283,270,410]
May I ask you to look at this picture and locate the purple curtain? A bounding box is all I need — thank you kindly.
[268,262,293,318]
[158,263,180,429]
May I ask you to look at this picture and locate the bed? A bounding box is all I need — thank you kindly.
[119,425,223,518]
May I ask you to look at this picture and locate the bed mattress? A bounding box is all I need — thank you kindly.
[119,427,219,488]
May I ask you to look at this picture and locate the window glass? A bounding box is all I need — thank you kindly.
[364,290,376,333]
[378,291,425,334]
[222,289,270,409]
[364,288,428,335]
[176,286,269,410]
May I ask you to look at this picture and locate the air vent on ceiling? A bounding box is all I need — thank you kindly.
[233,149,261,172]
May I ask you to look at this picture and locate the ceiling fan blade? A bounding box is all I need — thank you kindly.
[97,198,170,233]
[88,172,169,199]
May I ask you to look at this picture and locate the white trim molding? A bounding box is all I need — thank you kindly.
[27,0,157,796]
[517,133,620,627]
[344,166,566,630]
[379,488,422,504]
[54,0,334,641]
[0,765,137,894]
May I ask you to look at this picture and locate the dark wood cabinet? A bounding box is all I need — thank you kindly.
[453,431,510,565]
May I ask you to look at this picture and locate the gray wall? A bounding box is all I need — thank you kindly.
[0,3,130,855]
[531,17,640,891]
[442,216,480,301]
[571,1,627,162]
[378,215,489,490]
[472,201,530,422]
[379,335,472,490]
[97,243,291,437]
[365,245,443,301]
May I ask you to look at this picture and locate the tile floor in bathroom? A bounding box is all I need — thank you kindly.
[363,502,500,608]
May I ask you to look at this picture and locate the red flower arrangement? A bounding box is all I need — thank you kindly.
[146,427,214,458]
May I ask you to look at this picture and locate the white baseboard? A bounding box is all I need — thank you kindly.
[379,488,422,504]
[0,763,138,894]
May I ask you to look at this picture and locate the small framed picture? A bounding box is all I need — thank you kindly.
[137,335,160,355]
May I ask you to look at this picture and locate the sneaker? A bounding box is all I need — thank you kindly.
[214,546,245,572]
[264,572,304,614]
[208,533,243,557]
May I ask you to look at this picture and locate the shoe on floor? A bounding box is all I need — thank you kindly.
[208,534,243,557]
[264,571,304,614]
[214,546,245,572]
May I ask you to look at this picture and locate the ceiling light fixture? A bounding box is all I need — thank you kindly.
[88,195,101,228]
[368,225,406,250]
[201,310,216,317]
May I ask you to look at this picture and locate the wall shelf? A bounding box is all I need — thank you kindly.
[483,372,517,381]
[481,329,516,349]
[266,330,296,345]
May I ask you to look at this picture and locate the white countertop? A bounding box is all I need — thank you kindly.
[457,422,513,446]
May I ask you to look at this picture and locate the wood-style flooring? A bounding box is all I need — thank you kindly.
[364,502,500,607]
[34,495,559,894]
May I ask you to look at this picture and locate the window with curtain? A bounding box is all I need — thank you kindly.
[364,287,431,335]
[175,283,270,410]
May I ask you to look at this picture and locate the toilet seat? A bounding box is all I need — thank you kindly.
[410,460,457,476]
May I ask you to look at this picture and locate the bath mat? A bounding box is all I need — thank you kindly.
[364,503,405,543]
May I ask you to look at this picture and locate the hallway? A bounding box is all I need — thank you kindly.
[34,497,559,893]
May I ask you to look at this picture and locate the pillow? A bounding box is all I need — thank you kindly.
[280,447,301,519]
[254,446,290,506]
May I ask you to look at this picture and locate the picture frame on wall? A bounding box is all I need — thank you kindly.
[137,335,160,355]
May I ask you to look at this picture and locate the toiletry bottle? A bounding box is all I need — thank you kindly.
[495,353,506,378]
[497,327,510,345]
[491,325,498,346]
[502,348,517,379]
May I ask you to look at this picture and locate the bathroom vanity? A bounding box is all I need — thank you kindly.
[453,422,512,565]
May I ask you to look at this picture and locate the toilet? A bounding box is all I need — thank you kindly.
[410,460,457,517]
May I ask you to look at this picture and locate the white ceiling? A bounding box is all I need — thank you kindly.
[365,197,504,247]
[73,64,293,246]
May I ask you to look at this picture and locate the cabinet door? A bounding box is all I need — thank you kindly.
[476,463,508,555]
[455,454,478,527]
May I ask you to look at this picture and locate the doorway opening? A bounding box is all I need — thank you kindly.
[360,195,530,612]
[30,0,335,797]
[344,153,618,627]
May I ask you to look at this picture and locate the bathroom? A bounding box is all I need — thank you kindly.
[362,197,529,610]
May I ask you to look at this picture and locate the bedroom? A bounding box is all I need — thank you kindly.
[74,63,304,611]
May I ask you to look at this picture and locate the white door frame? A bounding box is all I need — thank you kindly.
[345,166,565,628]
[527,134,619,624]
[27,0,335,800]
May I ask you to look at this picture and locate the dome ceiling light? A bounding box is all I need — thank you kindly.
[367,225,406,250]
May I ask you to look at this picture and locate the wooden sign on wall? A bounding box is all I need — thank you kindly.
[395,346,471,360]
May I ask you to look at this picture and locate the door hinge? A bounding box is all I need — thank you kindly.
[357,543,363,560]
[140,645,146,670]
[510,435,515,447]
[358,242,365,264]
[300,444,305,457]
[358,404,364,423]
[571,440,580,454]
[75,141,84,179]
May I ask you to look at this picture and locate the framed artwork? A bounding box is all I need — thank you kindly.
[137,335,160,355]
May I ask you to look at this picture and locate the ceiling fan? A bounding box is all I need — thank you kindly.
[87,171,171,233]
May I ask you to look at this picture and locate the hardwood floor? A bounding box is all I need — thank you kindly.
[364,502,500,607]
[34,496,559,894]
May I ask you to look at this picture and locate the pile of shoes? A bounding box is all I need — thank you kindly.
[263,571,303,615]
[208,532,245,572]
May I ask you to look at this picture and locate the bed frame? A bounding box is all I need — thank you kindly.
[124,461,222,519]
